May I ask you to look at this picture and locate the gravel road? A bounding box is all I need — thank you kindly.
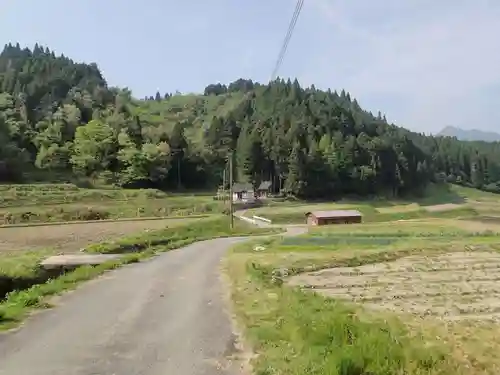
[0,236,250,375]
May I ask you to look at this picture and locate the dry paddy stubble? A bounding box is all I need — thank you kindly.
[0,218,198,253]
[289,251,500,322]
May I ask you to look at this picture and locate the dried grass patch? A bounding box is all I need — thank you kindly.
[0,218,199,253]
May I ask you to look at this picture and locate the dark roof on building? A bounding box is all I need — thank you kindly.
[305,210,362,218]
[232,182,253,193]
[257,181,272,190]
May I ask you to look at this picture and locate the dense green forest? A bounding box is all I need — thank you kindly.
[1,43,499,197]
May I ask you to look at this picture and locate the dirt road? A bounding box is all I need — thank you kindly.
[0,237,250,375]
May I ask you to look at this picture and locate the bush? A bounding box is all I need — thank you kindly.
[73,208,110,221]
[0,307,6,322]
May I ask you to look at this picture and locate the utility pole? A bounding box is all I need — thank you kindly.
[222,168,226,204]
[177,157,181,190]
[228,151,234,230]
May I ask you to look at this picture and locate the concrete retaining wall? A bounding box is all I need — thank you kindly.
[253,215,272,224]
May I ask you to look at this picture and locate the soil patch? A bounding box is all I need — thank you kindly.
[424,203,463,212]
[0,218,197,253]
[289,251,500,322]
[449,219,500,233]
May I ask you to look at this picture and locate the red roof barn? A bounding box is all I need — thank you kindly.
[305,210,362,226]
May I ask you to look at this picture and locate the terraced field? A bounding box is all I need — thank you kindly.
[0,217,201,252]
[289,251,500,322]
[226,186,500,374]
[0,183,222,224]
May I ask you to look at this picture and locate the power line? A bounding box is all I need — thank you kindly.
[271,0,304,81]
[277,0,304,74]
[271,1,301,79]
[271,0,302,80]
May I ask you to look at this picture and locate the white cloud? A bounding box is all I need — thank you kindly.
[303,0,500,133]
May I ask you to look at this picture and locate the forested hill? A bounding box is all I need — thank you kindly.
[0,44,499,197]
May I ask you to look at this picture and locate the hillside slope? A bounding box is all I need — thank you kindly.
[438,126,500,142]
[0,43,499,196]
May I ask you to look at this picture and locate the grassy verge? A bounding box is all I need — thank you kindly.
[0,253,144,330]
[85,216,282,254]
[225,222,499,374]
[0,216,281,330]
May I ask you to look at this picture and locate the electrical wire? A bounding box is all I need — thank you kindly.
[271,0,304,81]
[271,0,302,80]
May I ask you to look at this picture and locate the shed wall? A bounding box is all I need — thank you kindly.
[307,214,362,226]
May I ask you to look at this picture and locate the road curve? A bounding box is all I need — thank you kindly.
[0,236,251,375]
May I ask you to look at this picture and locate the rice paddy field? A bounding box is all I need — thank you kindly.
[0,183,220,264]
[0,183,224,307]
[225,185,500,374]
[246,183,500,225]
[0,183,224,225]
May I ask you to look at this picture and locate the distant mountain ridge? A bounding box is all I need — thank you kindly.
[438,126,500,142]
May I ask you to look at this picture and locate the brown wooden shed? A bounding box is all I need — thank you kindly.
[305,210,362,226]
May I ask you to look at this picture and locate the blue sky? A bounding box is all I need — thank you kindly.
[1,0,500,134]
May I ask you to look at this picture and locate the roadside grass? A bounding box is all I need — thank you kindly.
[237,289,454,373]
[85,215,283,254]
[225,219,500,374]
[0,254,144,329]
[0,216,281,330]
[0,249,57,279]
[0,183,224,224]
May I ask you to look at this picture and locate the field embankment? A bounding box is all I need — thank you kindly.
[225,190,500,374]
[0,184,224,225]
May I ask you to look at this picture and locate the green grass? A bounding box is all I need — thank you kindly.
[225,218,500,374]
[0,254,143,329]
[226,250,468,374]
[0,248,61,285]
[449,184,500,202]
[245,287,454,374]
[0,216,280,330]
